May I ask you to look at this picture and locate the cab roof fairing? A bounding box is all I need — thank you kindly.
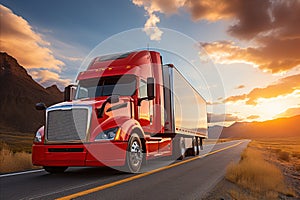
[76,51,160,81]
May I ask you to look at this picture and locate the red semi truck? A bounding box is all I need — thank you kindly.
[32,50,208,173]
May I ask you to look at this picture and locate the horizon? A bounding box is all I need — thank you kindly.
[1,1,299,125]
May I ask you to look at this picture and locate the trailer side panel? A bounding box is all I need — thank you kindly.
[163,64,208,138]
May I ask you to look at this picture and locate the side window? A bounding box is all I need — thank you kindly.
[139,80,147,98]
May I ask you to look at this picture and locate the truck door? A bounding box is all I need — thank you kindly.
[138,79,154,133]
[139,79,158,156]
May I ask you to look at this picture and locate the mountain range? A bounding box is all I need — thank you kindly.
[209,114,300,138]
[0,52,63,133]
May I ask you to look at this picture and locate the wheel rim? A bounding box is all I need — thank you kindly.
[129,140,142,168]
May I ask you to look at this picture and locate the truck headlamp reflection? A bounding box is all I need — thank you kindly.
[95,127,120,141]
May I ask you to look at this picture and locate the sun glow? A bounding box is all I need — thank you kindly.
[256,99,288,120]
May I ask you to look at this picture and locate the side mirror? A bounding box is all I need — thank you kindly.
[36,102,47,111]
[64,85,77,101]
[107,95,120,104]
[147,77,155,100]
[97,95,120,118]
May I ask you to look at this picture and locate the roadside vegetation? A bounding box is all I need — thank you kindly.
[204,138,234,144]
[0,131,33,153]
[0,142,39,173]
[225,138,300,199]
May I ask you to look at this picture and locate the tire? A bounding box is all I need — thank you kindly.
[191,137,197,156]
[196,137,200,155]
[199,137,203,150]
[178,137,186,160]
[186,137,197,156]
[43,166,68,174]
[125,133,143,173]
[172,137,186,160]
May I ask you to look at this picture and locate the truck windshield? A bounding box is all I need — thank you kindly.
[75,75,136,99]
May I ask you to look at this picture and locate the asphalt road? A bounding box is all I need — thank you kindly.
[0,140,249,200]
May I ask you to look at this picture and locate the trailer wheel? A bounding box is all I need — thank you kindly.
[199,137,204,150]
[177,137,186,160]
[125,133,143,173]
[171,137,186,160]
[43,166,68,174]
[191,137,197,156]
[196,137,200,155]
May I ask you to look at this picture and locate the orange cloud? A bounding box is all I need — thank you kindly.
[276,107,300,118]
[0,5,64,71]
[224,94,247,103]
[31,70,71,90]
[235,85,245,89]
[224,74,300,105]
[201,38,300,73]
[246,115,260,120]
[207,113,241,123]
[0,5,68,88]
[200,1,300,73]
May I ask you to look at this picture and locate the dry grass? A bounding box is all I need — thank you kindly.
[204,138,234,144]
[278,151,290,161]
[250,137,300,161]
[0,131,33,153]
[226,144,295,199]
[0,142,38,173]
[229,189,262,200]
[250,138,300,173]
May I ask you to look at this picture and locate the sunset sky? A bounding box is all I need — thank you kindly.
[1,0,300,125]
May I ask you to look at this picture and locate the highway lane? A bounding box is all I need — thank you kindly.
[0,140,249,200]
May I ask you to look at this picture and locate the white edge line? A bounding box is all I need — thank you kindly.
[0,169,45,178]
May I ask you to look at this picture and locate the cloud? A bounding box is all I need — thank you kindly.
[235,85,245,89]
[132,1,300,73]
[201,37,300,73]
[185,0,237,21]
[276,107,300,118]
[200,0,300,73]
[30,70,71,90]
[246,115,260,120]
[207,113,241,123]
[0,5,68,87]
[224,94,247,103]
[143,13,163,41]
[224,74,300,105]
[132,0,174,40]
[132,0,239,40]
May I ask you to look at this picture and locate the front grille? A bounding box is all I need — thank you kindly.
[46,108,89,142]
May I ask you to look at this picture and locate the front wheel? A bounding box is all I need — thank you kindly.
[124,133,143,173]
[43,166,68,174]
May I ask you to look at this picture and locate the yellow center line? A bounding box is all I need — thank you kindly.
[56,141,244,200]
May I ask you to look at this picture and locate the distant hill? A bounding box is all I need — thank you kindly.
[0,52,63,134]
[209,115,300,138]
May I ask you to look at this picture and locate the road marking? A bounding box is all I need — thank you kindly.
[0,169,44,178]
[56,141,244,200]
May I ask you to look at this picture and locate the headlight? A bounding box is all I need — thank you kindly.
[95,127,119,141]
[34,131,42,143]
